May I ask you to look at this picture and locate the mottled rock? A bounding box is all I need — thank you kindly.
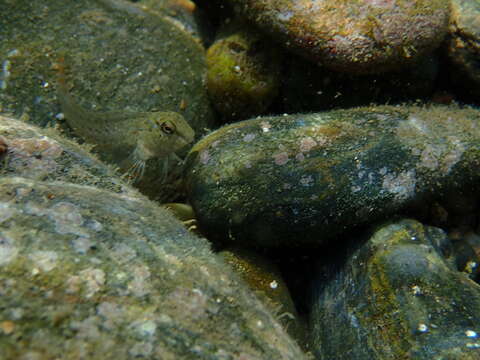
[207,19,282,121]
[446,0,480,99]
[0,177,306,359]
[226,0,449,74]
[0,115,131,195]
[185,105,480,247]
[0,0,214,132]
[310,219,480,359]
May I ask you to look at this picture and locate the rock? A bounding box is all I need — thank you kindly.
[446,0,480,99]
[133,0,213,44]
[310,219,480,359]
[0,114,132,195]
[0,0,215,132]
[185,105,480,248]
[226,0,449,74]
[0,177,306,359]
[206,19,282,121]
[219,247,308,349]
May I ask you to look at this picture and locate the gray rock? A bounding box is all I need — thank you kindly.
[185,105,480,247]
[0,177,306,359]
[310,219,480,360]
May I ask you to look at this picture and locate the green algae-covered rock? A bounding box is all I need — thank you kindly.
[206,19,282,121]
[0,115,131,194]
[185,105,480,248]
[0,177,306,359]
[310,219,480,359]
[446,0,480,99]
[0,0,214,132]
[226,0,450,74]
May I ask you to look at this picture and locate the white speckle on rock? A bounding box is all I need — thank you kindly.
[199,150,210,165]
[300,175,314,187]
[243,133,256,142]
[29,250,58,272]
[260,121,271,133]
[273,152,289,166]
[0,232,18,266]
[0,202,14,224]
[466,330,478,338]
[382,170,416,201]
[78,268,106,298]
[49,202,87,236]
[128,264,151,297]
[417,323,428,333]
[111,243,137,264]
[299,137,317,152]
[269,280,278,289]
[295,153,305,162]
[132,319,157,337]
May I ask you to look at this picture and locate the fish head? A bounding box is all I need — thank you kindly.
[138,111,195,160]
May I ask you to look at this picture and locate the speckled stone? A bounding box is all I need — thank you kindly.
[0,177,306,359]
[446,0,480,98]
[310,219,480,359]
[226,0,450,74]
[0,115,131,194]
[185,105,480,248]
[0,0,214,132]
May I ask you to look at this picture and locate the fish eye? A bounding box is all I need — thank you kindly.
[160,120,176,135]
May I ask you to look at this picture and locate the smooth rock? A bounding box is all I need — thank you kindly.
[207,19,282,121]
[0,0,214,132]
[226,0,450,74]
[0,177,306,359]
[185,105,480,248]
[310,219,480,359]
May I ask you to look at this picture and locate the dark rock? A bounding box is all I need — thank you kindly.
[310,219,480,360]
[185,105,480,248]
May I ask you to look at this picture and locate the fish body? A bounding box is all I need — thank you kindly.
[56,74,195,181]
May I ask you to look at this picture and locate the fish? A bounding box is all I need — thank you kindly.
[54,59,195,183]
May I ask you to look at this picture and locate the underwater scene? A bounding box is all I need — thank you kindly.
[0,0,479,358]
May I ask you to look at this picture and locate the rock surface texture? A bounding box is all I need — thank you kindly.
[185,105,480,247]
[226,0,450,73]
[311,219,480,359]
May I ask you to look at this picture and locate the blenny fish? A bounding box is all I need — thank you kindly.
[55,60,195,182]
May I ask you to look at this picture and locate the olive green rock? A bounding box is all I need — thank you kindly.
[185,105,480,247]
[226,0,450,74]
[0,177,306,359]
[0,0,214,132]
[206,19,282,121]
[310,219,480,359]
